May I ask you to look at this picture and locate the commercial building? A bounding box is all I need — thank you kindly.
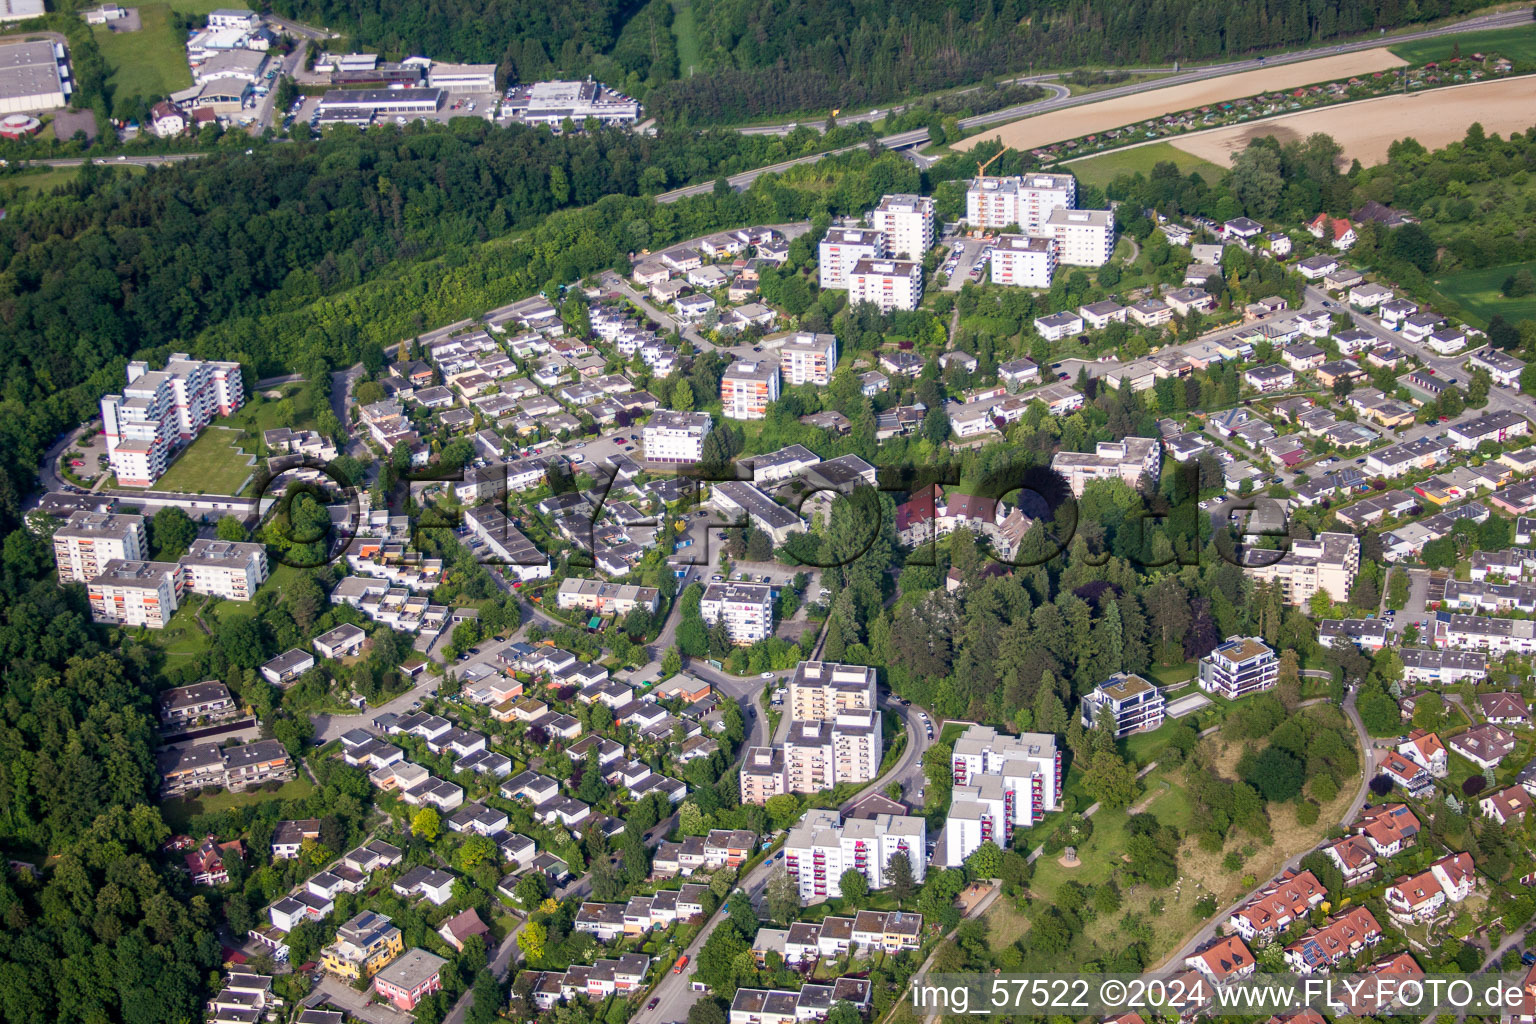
[817,228,884,289]
[1199,636,1279,700]
[53,510,148,584]
[700,582,774,645]
[720,359,781,420]
[1081,673,1166,736]
[871,194,935,260]
[101,354,244,487]
[642,410,712,464]
[847,258,923,312]
[1241,532,1360,606]
[788,661,876,721]
[1045,207,1116,266]
[776,331,838,386]
[314,88,443,120]
[425,62,497,91]
[783,808,926,899]
[1049,437,1161,497]
[0,40,69,114]
[320,911,404,980]
[990,234,1056,288]
[944,726,1060,865]
[502,79,641,127]
[966,174,1075,232]
[88,559,183,629]
[179,538,268,600]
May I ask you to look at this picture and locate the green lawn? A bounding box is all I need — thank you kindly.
[1063,141,1227,188]
[92,3,192,106]
[1432,260,1536,328]
[670,0,702,78]
[152,426,255,495]
[223,386,320,450]
[7,163,147,193]
[161,776,315,831]
[1389,23,1536,65]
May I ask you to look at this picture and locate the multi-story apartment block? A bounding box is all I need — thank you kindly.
[944,726,1059,865]
[180,538,268,600]
[776,331,838,386]
[739,746,787,805]
[642,409,712,464]
[1241,532,1360,606]
[101,353,244,486]
[53,510,147,583]
[699,582,774,645]
[871,194,935,259]
[1045,208,1116,266]
[784,710,882,792]
[1081,673,1166,736]
[373,949,446,1012]
[847,259,923,312]
[1199,636,1279,700]
[158,680,238,727]
[158,738,295,796]
[990,234,1056,288]
[87,559,184,628]
[817,228,884,289]
[320,911,404,980]
[788,661,876,721]
[783,808,926,900]
[720,359,781,420]
[966,174,1076,232]
[1050,437,1161,497]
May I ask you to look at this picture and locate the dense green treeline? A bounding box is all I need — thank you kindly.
[267,0,1498,122]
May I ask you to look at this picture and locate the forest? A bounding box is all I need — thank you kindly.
[265,0,1497,121]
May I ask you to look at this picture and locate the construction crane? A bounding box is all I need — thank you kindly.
[975,149,1005,181]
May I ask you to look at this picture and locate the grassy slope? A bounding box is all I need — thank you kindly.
[92,3,192,103]
[1064,140,1227,188]
[670,0,701,78]
[1389,23,1536,64]
[1433,260,1536,327]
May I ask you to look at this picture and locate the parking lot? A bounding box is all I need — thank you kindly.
[941,237,992,290]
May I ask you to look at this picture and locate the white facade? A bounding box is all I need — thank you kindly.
[53,510,148,584]
[87,559,183,629]
[990,234,1055,288]
[699,582,774,645]
[871,194,934,260]
[847,259,923,312]
[817,228,884,290]
[720,360,781,420]
[966,174,1075,232]
[101,354,244,487]
[944,725,1060,866]
[1045,208,1116,266]
[180,538,268,600]
[776,332,838,386]
[783,808,926,900]
[641,410,712,464]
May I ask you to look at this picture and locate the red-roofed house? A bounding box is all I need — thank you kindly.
[186,838,244,886]
[1481,785,1535,825]
[1397,729,1447,777]
[1380,750,1433,798]
[1282,906,1383,974]
[1228,869,1326,941]
[1185,935,1256,984]
[437,908,491,951]
[1355,804,1420,856]
[894,484,941,548]
[1322,834,1378,886]
[1307,214,1357,250]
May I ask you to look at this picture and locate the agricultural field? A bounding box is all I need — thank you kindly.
[1065,140,1226,187]
[152,425,255,495]
[1389,23,1536,65]
[1432,260,1536,327]
[91,3,192,106]
[956,48,1406,154]
[1172,76,1536,168]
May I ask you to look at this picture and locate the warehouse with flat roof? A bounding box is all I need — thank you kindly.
[0,39,69,113]
[316,88,443,117]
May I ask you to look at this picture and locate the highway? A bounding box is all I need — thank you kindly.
[654,7,1534,203]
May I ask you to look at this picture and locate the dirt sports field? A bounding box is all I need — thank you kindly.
[955,48,1407,154]
[1172,75,1536,167]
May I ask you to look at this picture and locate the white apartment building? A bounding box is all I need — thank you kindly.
[53,510,147,584]
[944,725,1059,865]
[1242,532,1359,606]
[990,234,1056,288]
[1080,673,1166,736]
[817,228,884,289]
[784,711,882,792]
[788,661,876,721]
[720,360,781,420]
[783,808,926,900]
[1045,208,1116,266]
[87,559,184,629]
[700,582,775,644]
[847,259,923,312]
[775,332,838,386]
[1049,437,1161,497]
[101,354,244,487]
[180,538,268,601]
[739,746,787,805]
[1199,636,1279,700]
[641,410,712,464]
[966,174,1075,232]
[871,194,935,260]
